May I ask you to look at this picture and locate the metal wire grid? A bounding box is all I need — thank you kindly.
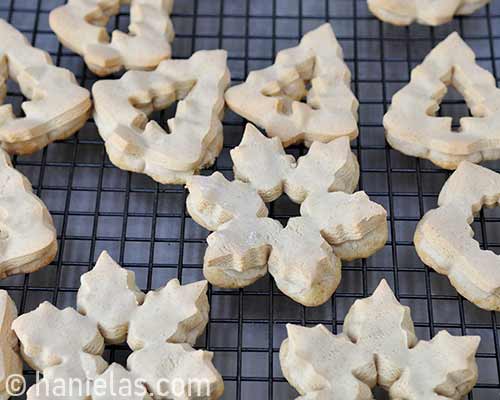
[0,0,500,398]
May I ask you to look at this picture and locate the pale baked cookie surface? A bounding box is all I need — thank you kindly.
[12,251,224,400]
[93,50,230,184]
[0,290,22,400]
[231,124,360,203]
[384,32,500,170]
[368,0,490,26]
[0,149,57,279]
[415,161,500,311]
[49,0,175,76]
[225,23,358,147]
[280,279,480,399]
[0,19,91,155]
[186,123,388,307]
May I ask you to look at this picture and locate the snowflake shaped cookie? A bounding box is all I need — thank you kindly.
[12,251,224,400]
[384,32,500,169]
[186,124,388,307]
[0,148,57,279]
[281,279,480,399]
[93,50,230,184]
[415,161,500,311]
[225,23,358,147]
[0,19,91,155]
[368,0,491,26]
[49,0,175,76]
[0,290,22,400]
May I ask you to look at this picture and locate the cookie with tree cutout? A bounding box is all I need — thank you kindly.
[0,20,91,155]
[50,0,175,76]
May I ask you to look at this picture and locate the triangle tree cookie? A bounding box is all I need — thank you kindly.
[0,19,91,155]
[367,0,491,26]
[49,0,175,77]
[186,124,388,307]
[384,32,500,170]
[415,161,500,311]
[280,279,480,399]
[93,50,230,184]
[0,148,57,279]
[225,23,358,147]
[12,251,224,400]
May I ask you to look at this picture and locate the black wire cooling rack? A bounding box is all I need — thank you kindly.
[1,0,500,399]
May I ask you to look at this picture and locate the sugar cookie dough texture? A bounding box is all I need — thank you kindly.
[368,0,491,25]
[49,0,175,76]
[384,32,500,170]
[93,50,230,184]
[12,251,224,400]
[281,279,480,399]
[0,19,91,155]
[415,161,500,311]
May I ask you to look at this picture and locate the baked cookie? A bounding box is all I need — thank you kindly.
[187,128,387,306]
[368,0,491,26]
[0,148,57,279]
[301,191,388,261]
[231,124,359,203]
[12,251,223,400]
[186,172,268,231]
[93,50,230,184]
[225,23,358,147]
[204,217,282,288]
[0,290,22,400]
[280,279,480,399]
[230,124,295,202]
[0,19,91,155]
[268,217,341,307]
[49,0,174,76]
[414,161,500,311]
[384,32,500,169]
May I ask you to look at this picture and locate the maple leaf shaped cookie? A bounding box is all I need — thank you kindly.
[186,171,268,231]
[280,280,480,399]
[231,124,359,203]
[187,139,387,306]
[12,251,223,400]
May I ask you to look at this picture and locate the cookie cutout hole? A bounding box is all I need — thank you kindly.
[97,3,132,39]
[131,81,197,134]
[265,79,317,116]
[372,386,390,399]
[437,85,470,131]
[151,101,179,134]
[473,206,500,255]
[102,346,133,367]
[3,80,27,119]
[428,67,484,133]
